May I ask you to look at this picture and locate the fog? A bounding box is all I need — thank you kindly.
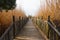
[16,0,41,16]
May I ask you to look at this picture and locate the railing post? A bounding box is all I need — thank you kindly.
[36,17,37,24]
[0,24,4,37]
[19,16,21,31]
[22,17,23,27]
[13,16,15,38]
[20,17,22,29]
[47,16,50,38]
[7,31,10,40]
[0,23,2,37]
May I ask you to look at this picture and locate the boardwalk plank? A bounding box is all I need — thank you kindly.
[14,19,45,40]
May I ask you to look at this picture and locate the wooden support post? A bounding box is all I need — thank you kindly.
[19,16,21,31]
[7,31,10,40]
[13,16,15,38]
[47,15,50,38]
[0,23,2,37]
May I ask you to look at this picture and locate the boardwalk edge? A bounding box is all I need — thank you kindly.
[33,23,49,40]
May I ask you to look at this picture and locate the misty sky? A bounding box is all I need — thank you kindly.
[16,0,46,16]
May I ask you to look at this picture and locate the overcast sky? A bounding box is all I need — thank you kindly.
[16,0,46,16]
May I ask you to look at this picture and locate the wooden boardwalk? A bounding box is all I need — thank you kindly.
[14,19,45,40]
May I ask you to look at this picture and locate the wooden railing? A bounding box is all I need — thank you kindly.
[32,16,60,40]
[0,16,28,40]
[47,21,60,40]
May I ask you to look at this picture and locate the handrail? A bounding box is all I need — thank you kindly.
[0,20,18,40]
[47,21,60,36]
[44,21,60,36]
[44,20,60,37]
[0,16,28,40]
[0,23,13,40]
[49,20,56,27]
[34,18,60,40]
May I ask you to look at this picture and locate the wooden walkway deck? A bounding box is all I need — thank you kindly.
[14,19,45,40]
